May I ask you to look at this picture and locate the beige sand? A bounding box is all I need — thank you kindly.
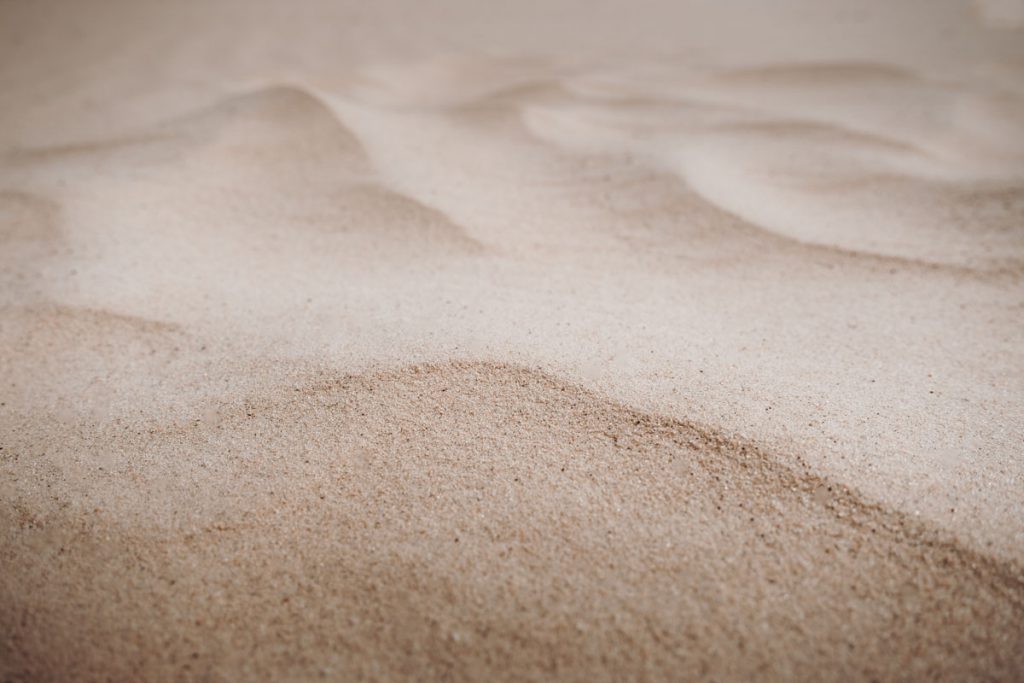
[1,0,1023,680]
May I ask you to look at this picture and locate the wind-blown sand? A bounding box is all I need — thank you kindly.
[2,0,1023,680]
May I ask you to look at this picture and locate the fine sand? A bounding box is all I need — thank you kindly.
[2,1,1024,680]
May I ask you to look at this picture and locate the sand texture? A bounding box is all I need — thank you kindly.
[2,0,1024,680]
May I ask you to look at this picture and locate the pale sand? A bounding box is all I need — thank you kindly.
[1,0,1024,680]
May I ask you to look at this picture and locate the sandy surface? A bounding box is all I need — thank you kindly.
[2,0,1023,680]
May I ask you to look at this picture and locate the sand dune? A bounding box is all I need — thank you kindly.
[520,72,1024,269]
[3,363,1023,681]
[2,0,1023,680]
[0,84,482,327]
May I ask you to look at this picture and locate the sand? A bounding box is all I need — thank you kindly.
[1,0,1023,680]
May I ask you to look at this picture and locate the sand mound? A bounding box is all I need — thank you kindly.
[3,362,1022,681]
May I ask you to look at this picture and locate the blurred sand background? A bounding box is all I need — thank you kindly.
[1,0,1023,679]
